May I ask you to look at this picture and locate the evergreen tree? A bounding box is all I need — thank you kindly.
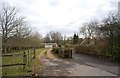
[73,34,79,44]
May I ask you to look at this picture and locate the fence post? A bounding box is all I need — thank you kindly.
[27,51,29,66]
[23,52,26,69]
[33,49,36,59]
[71,50,72,58]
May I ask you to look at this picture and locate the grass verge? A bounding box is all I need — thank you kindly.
[29,48,47,76]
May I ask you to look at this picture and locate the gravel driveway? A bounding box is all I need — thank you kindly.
[39,50,119,76]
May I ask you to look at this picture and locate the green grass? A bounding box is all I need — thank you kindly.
[31,48,47,67]
[31,48,47,76]
[1,48,46,76]
[35,48,47,58]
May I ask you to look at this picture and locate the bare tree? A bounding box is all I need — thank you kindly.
[79,21,99,39]
[44,31,63,44]
[50,31,63,44]
[44,33,51,43]
[30,31,42,48]
[15,22,32,49]
[0,3,26,53]
[79,23,88,38]
[15,21,32,38]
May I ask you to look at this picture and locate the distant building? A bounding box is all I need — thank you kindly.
[78,38,107,47]
[80,38,95,46]
[44,43,58,48]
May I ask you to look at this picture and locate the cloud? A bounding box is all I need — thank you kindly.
[0,0,119,37]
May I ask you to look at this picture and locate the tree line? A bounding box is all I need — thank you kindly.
[0,3,42,53]
[79,13,119,55]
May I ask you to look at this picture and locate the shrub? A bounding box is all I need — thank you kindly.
[64,43,73,48]
[75,45,98,55]
[86,45,97,54]
[52,47,60,54]
[74,45,86,53]
[59,47,72,58]
[74,43,119,61]
[111,48,120,61]
[63,47,72,52]
[98,45,108,54]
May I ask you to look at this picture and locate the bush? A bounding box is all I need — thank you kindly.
[59,47,72,58]
[75,45,98,55]
[74,45,86,53]
[52,47,60,54]
[64,43,73,48]
[86,45,97,55]
[74,43,119,61]
[63,47,72,52]
[111,48,120,61]
[97,43,108,55]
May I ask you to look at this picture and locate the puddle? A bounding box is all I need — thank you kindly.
[52,59,61,62]
[53,69,60,72]
[44,61,58,67]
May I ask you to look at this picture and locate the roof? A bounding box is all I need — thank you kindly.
[43,43,57,45]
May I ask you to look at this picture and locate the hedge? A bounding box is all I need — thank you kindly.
[52,47,60,54]
[74,45,120,61]
[52,47,72,58]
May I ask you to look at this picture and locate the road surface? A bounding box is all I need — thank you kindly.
[39,50,119,76]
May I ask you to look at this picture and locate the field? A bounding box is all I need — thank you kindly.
[1,48,46,76]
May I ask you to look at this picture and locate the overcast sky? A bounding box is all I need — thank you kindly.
[0,0,119,37]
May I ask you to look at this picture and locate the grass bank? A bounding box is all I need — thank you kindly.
[30,48,47,76]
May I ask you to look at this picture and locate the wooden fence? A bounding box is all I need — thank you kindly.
[0,49,36,70]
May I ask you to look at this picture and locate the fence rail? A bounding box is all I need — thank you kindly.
[1,63,26,67]
[0,54,24,56]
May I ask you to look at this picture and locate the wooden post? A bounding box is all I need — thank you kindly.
[33,49,36,59]
[23,52,26,69]
[70,50,72,58]
[27,51,29,66]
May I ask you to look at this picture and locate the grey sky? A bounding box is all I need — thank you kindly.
[0,0,119,37]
